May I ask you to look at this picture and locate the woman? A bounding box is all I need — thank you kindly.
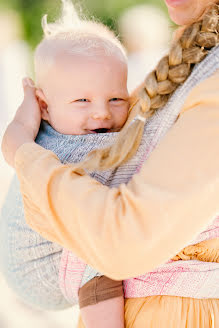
[2,0,219,326]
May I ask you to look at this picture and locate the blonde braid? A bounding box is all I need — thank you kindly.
[81,3,219,171]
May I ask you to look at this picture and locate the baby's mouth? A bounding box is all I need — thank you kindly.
[93,128,109,133]
[89,128,111,134]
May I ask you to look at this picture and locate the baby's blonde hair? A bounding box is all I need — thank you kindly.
[34,0,127,85]
[80,2,219,171]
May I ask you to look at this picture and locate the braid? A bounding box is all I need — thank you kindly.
[80,3,219,171]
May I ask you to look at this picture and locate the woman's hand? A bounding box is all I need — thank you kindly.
[1,78,41,168]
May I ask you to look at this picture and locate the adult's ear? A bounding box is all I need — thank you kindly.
[36,88,50,121]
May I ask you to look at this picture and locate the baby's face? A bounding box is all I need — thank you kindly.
[37,52,129,135]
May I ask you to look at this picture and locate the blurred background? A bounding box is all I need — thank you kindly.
[0,0,172,326]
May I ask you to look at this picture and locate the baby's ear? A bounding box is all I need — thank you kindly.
[36,88,50,121]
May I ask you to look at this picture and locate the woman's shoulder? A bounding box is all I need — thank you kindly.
[181,68,219,115]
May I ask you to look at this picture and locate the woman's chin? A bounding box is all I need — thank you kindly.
[167,1,214,26]
[168,6,204,26]
[168,9,191,25]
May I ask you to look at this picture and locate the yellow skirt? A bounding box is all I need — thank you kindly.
[77,296,219,328]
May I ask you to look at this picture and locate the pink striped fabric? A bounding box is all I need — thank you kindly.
[124,216,219,299]
[59,216,219,303]
[59,250,86,304]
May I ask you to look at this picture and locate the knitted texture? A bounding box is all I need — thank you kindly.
[0,46,219,310]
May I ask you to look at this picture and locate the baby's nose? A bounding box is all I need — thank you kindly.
[91,105,111,120]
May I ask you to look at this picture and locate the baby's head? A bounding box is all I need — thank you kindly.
[34,0,129,135]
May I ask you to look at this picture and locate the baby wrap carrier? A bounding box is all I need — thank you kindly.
[0,46,219,309]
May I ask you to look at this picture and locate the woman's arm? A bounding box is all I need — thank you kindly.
[9,72,219,279]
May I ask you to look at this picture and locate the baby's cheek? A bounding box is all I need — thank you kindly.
[50,107,87,135]
[49,113,76,135]
[118,104,129,126]
[113,114,127,131]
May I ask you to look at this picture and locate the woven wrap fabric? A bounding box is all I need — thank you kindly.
[0,46,219,310]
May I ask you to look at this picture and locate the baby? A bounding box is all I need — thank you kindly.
[34,0,129,327]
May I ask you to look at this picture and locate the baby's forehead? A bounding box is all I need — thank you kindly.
[42,54,128,97]
[50,50,128,79]
[42,48,128,96]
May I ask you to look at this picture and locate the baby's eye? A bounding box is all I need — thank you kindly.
[110,98,123,102]
[76,99,89,102]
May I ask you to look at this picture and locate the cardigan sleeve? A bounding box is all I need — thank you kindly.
[15,70,219,280]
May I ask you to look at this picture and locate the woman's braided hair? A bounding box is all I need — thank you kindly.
[81,3,219,171]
